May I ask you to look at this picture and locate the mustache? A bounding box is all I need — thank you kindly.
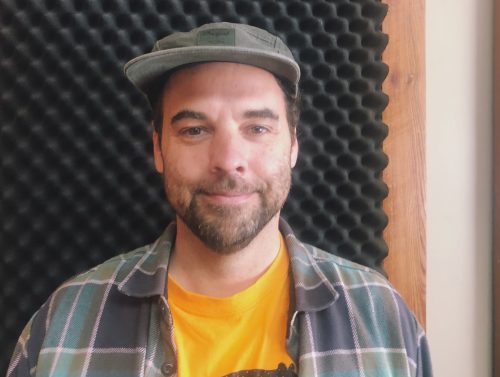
[193,175,263,195]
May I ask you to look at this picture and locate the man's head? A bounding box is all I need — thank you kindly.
[125,23,301,253]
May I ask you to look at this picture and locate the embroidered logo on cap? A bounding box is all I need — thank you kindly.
[197,29,235,46]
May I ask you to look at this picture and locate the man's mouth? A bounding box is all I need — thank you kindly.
[199,191,255,205]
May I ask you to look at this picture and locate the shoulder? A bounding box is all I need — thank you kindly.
[289,235,395,301]
[298,243,428,366]
[40,244,152,319]
[294,244,432,376]
[6,243,156,376]
[29,241,160,336]
[280,218,391,293]
[283,219,423,326]
[303,242,384,273]
[20,223,175,341]
[53,243,153,295]
[303,242,391,287]
[301,242,418,326]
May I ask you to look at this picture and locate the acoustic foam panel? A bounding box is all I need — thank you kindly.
[0,0,389,371]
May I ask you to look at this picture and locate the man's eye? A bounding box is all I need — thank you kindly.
[181,127,205,136]
[250,125,269,135]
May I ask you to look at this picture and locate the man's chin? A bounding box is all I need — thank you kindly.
[202,235,255,255]
[172,189,284,253]
[179,208,274,254]
[191,218,261,254]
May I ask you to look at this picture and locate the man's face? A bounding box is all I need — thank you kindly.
[153,62,298,253]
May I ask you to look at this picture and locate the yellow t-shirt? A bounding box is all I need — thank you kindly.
[167,235,295,377]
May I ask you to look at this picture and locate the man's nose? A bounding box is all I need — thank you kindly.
[209,130,248,175]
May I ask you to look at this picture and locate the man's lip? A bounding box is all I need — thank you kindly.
[200,191,254,204]
[206,191,251,196]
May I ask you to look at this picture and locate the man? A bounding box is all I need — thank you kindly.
[7,22,432,377]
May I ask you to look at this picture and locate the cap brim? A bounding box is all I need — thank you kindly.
[124,46,300,98]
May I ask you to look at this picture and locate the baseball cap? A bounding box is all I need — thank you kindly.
[124,22,300,104]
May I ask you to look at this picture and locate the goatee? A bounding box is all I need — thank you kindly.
[167,172,291,254]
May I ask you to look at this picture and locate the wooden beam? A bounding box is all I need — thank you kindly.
[382,0,427,326]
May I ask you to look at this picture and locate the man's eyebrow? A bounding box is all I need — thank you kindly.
[243,108,279,121]
[171,110,208,124]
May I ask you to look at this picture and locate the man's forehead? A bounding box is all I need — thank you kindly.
[165,61,278,85]
[160,62,286,102]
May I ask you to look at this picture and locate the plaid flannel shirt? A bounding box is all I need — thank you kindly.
[7,219,432,377]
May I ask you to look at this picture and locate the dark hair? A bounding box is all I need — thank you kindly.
[150,67,301,138]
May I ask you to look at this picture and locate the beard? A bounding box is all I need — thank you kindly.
[163,166,292,254]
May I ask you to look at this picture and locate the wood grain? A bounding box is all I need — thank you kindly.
[494,0,500,374]
[382,0,427,326]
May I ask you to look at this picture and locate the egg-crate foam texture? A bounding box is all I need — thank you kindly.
[0,0,389,370]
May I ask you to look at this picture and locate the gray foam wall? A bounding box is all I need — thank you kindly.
[1,0,389,371]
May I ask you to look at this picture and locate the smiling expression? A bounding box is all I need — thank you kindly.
[153,62,298,253]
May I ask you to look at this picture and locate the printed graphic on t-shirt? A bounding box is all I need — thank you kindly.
[223,363,297,377]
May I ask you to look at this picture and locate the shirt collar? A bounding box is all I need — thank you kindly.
[118,222,176,297]
[279,218,340,312]
[118,219,339,313]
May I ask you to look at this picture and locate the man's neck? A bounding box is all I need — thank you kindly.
[168,215,282,297]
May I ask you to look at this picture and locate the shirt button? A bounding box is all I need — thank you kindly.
[159,300,166,313]
[161,362,175,376]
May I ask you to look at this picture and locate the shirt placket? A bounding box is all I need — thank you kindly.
[159,296,178,377]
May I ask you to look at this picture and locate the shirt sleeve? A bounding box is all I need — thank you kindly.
[7,320,35,377]
[416,329,433,377]
[7,303,49,377]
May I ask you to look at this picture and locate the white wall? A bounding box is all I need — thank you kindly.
[426,0,493,376]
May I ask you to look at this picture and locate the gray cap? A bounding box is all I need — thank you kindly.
[124,22,300,104]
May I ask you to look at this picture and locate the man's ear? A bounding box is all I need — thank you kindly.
[290,131,299,168]
[152,130,164,173]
